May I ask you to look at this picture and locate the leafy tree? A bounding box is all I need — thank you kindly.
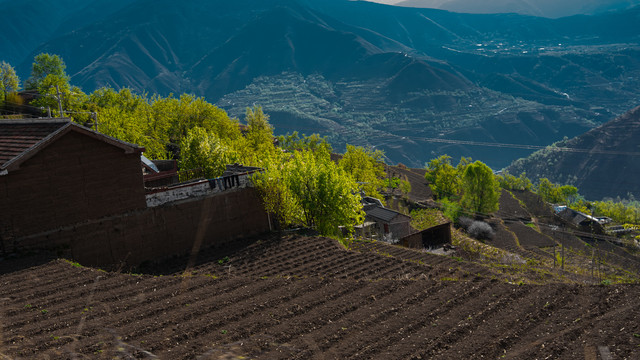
[179,127,238,178]
[25,54,87,117]
[25,53,69,90]
[252,156,302,231]
[0,61,20,100]
[441,198,463,223]
[245,105,273,149]
[425,155,461,199]
[278,131,332,154]
[339,145,386,199]
[535,178,580,205]
[286,150,364,236]
[460,161,500,214]
[497,171,532,191]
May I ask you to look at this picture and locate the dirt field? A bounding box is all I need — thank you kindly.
[1,235,639,359]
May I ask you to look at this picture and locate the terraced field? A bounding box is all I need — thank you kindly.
[1,235,639,359]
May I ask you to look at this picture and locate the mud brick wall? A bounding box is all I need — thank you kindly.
[400,222,452,249]
[10,188,270,268]
[0,131,146,238]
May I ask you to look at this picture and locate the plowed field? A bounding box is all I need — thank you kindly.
[1,235,639,359]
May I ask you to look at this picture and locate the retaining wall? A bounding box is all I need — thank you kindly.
[5,188,270,268]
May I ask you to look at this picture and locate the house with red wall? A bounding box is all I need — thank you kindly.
[0,118,146,241]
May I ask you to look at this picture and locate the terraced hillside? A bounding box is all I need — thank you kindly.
[1,235,639,359]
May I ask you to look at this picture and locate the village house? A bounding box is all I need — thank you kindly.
[0,118,146,240]
[360,197,413,242]
[0,118,270,266]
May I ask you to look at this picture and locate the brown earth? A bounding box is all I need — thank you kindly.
[1,235,640,359]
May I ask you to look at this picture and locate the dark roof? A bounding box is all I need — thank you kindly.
[0,118,143,172]
[222,163,263,176]
[0,121,66,167]
[365,206,411,223]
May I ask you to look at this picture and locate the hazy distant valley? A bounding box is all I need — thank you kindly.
[3,0,640,170]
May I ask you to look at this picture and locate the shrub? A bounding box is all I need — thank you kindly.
[467,221,494,240]
[457,216,473,230]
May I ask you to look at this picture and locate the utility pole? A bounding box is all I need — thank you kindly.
[55,84,63,117]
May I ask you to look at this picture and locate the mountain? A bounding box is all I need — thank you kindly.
[507,106,640,200]
[3,0,640,172]
[390,0,640,18]
[0,0,132,66]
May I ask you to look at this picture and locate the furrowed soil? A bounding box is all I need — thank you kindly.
[1,235,639,359]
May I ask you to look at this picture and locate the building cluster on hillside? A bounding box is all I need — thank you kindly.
[1,118,451,264]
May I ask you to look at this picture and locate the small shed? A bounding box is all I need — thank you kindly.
[0,118,146,239]
[364,205,413,242]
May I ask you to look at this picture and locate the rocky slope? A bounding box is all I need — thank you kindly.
[507,105,640,200]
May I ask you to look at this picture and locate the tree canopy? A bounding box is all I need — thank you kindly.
[339,145,386,200]
[0,61,20,100]
[460,160,500,214]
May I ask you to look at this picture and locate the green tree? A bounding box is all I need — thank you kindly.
[278,131,332,154]
[0,61,20,100]
[179,127,238,178]
[245,105,273,150]
[252,156,302,230]
[425,155,461,199]
[286,150,364,236]
[25,54,87,117]
[339,145,386,199]
[497,171,532,191]
[461,161,500,214]
[25,53,69,90]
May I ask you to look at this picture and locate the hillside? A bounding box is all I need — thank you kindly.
[1,235,639,359]
[507,105,640,200]
[392,0,640,18]
[4,0,640,168]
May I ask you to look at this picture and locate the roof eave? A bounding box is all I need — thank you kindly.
[1,121,144,173]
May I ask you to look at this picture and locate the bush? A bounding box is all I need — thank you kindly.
[457,216,473,230]
[467,221,494,240]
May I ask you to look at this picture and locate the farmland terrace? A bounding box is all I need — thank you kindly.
[1,235,639,359]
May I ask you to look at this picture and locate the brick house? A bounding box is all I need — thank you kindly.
[0,119,146,240]
[364,205,413,242]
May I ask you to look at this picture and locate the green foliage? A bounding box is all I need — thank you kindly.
[535,178,580,205]
[497,171,532,191]
[245,105,273,150]
[592,199,640,225]
[26,53,69,90]
[410,208,447,230]
[179,127,238,178]
[251,155,301,230]
[425,155,461,199]
[278,131,332,154]
[461,161,500,214]
[339,145,386,199]
[0,61,20,99]
[255,148,364,236]
[441,198,463,223]
[287,150,364,236]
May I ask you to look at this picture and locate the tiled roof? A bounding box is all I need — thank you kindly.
[0,120,67,168]
[0,118,143,172]
[365,206,410,223]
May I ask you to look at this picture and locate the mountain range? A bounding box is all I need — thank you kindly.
[2,0,640,173]
[380,0,640,18]
[507,106,640,200]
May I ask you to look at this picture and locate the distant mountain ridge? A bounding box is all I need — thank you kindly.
[390,0,640,18]
[3,0,640,178]
[507,106,640,200]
